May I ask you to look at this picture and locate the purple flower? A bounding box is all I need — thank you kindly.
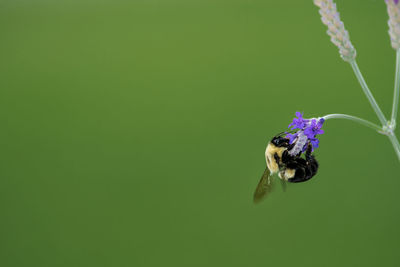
[288,112,308,130]
[303,118,325,149]
[286,132,298,144]
[285,113,325,153]
[310,138,319,149]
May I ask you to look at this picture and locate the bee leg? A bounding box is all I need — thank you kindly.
[280,178,287,192]
[274,153,280,164]
[287,142,295,151]
[305,142,319,175]
[275,153,289,173]
[305,142,313,160]
[281,150,292,164]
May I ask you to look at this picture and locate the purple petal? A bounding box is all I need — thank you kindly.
[288,121,297,129]
[288,112,309,130]
[310,119,317,127]
[317,118,325,127]
[286,113,325,153]
[286,133,298,144]
[303,127,315,139]
[310,138,319,148]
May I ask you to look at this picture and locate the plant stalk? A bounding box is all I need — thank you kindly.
[388,133,400,161]
[350,60,388,126]
[322,113,382,132]
[391,49,400,128]
[322,113,400,161]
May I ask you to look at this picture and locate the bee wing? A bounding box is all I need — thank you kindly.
[280,178,287,192]
[253,167,274,203]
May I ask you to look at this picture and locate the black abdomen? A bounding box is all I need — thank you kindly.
[287,155,319,183]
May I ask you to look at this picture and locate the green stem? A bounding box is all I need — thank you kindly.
[391,49,400,128]
[350,60,388,126]
[388,134,400,161]
[322,113,382,132]
[322,113,400,161]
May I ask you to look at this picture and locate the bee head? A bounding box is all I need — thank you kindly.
[271,135,290,147]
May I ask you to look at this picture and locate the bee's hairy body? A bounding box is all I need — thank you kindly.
[265,143,290,177]
[265,135,319,183]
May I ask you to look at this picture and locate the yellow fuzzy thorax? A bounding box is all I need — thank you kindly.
[265,143,285,174]
[265,142,296,181]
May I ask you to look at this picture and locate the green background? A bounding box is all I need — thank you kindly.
[0,0,399,266]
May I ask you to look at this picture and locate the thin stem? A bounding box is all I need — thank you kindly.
[322,113,382,132]
[322,113,400,161]
[388,134,400,161]
[350,60,388,126]
[391,49,400,127]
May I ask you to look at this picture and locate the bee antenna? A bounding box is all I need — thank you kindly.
[276,130,296,137]
[275,132,285,137]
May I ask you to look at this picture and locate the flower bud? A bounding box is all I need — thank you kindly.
[314,0,356,62]
[386,0,400,50]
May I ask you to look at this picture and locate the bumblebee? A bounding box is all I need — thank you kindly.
[253,133,319,203]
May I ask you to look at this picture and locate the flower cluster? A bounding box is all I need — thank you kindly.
[285,112,325,156]
[314,0,356,62]
[386,0,400,50]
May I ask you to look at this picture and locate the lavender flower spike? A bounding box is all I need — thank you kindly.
[289,131,309,156]
[286,112,325,156]
[288,112,308,130]
[314,0,356,62]
[304,118,325,140]
[386,0,400,50]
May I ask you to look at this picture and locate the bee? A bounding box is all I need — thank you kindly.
[253,132,319,203]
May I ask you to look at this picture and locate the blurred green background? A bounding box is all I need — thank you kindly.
[0,0,399,266]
